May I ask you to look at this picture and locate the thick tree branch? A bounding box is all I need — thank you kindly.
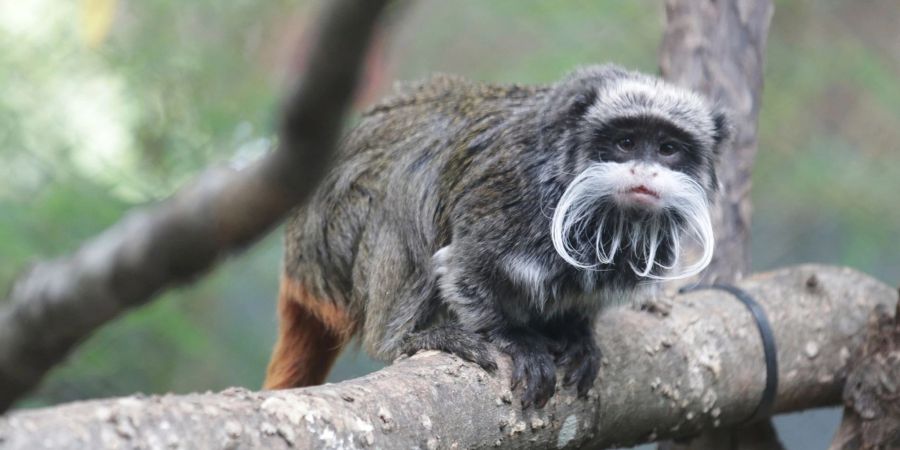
[0,0,391,412]
[0,265,896,449]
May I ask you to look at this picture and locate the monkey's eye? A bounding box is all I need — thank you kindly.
[616,138,635,151]
[659,142,680,156]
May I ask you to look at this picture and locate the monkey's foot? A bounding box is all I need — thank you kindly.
[555,332,600,397]
[496,330,558,409]
[400,324,497,372]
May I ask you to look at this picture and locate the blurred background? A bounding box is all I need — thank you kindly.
[1,0,897,448]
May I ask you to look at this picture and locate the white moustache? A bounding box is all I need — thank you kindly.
[550,161,714,280]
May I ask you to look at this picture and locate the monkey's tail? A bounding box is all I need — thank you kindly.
[263,275,355,389]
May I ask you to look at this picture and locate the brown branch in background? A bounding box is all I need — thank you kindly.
[0,0,392,412]
[660,0,774,285]
[0,265,895,449]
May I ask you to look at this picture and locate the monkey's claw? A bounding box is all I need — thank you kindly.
[552,319,600,397]
[401,324,497,372]
[499,331,558,409]
[557,336,600,397]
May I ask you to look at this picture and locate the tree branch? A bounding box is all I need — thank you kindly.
[0,0,391,412]
[0,265,895,449]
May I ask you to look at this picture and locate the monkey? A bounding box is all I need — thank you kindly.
[264,64,730,408]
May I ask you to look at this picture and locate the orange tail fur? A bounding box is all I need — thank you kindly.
[263,276,355,389]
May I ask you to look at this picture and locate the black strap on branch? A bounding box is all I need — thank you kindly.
[679,284,779,423]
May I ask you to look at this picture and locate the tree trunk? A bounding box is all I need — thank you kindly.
[659,0,774,285]
[829,292,900,449]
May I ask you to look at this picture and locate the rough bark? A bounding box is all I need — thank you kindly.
[0,265,895,450]
[0,0,390,412]
[829,291,900,449]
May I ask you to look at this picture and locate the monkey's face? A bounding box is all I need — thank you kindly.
[585,116,716,212]
[547,77,729,280]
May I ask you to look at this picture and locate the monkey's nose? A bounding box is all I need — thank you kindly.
[629,163,658,178]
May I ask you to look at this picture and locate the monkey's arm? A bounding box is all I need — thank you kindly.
[416,241,599,409]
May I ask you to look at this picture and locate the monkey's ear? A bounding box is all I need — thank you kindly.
[541,64,627,126]
[537,84,596,136]
[567,89,598,119]
[711,110,733,154]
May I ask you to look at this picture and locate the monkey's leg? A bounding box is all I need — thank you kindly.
[263,275,355,389]
[400,323,497,371]
[547,314,600,397]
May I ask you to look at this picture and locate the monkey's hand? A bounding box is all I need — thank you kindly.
[553,321,600,398]
[495,329,558,409]
[400,324,498,372]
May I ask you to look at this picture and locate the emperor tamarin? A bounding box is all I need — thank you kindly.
[264,64,730,408]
